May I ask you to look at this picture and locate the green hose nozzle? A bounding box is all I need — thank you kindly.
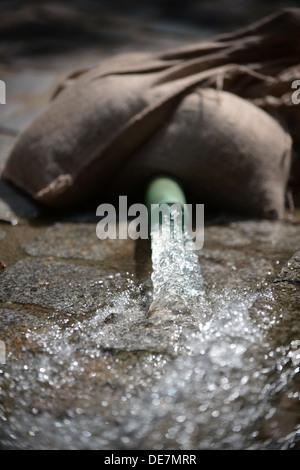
[145,176,188,235]
[145,176,186,209]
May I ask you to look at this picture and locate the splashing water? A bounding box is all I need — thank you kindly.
[134,208,300,450]
[150,206,205,312]
[0,215,299,450]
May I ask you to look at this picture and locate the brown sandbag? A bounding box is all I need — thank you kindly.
[113,88,291,218]
[3,8,300,217]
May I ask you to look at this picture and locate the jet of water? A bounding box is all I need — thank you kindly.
[149,205,205,312]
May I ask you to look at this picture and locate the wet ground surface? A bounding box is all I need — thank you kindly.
[0,0,300,450]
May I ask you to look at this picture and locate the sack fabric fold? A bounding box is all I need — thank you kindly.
[3,8,300,218]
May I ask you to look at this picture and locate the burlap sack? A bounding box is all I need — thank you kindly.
[113,88,291,218]
[3,8,300,217]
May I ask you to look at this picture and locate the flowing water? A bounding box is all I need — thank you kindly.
[0,215,299,449]
[136,208,300,449]
[150,206,205,312]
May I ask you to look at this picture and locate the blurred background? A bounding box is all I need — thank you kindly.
[1,0,300,180]
[1,0,300,60]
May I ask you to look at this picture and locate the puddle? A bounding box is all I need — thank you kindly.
[0,219,299,449]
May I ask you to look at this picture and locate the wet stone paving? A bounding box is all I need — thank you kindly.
[0,1,300,450]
